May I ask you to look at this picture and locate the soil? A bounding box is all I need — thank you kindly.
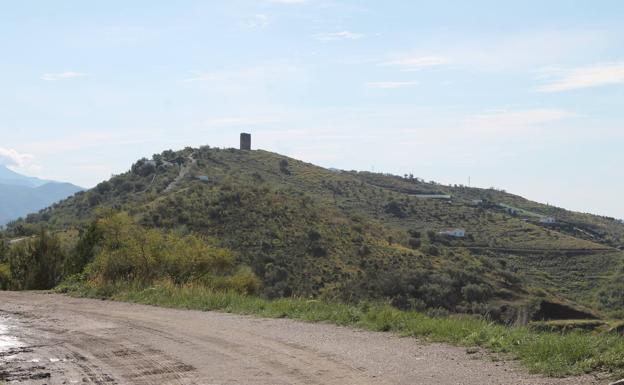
[0,291,607,385]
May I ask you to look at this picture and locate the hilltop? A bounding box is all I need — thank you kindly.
[5,146,624,320]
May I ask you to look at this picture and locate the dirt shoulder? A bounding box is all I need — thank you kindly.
[0,291,605,385]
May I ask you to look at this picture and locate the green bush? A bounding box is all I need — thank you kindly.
[6,229,64,290]
[84,212,259,293]
[0,263,10,290]
[461,283,490,302]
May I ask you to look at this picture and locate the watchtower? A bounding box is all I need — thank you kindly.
[240,133,251,150]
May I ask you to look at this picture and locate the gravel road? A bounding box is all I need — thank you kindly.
[0,292,605,385]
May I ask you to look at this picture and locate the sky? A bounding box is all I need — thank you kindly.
[0,0,623,218]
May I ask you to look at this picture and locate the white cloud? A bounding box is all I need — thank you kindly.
[204,116,278,126]
[535,63,624,92]
[0,148,34,167]
[25,131,155,154]
[41,71,88,81]
[313,31,363,41]
[380,56,448,71]
[183,64,304,90]
[185,67,284,82]
[464,109,578,133]
[379,31,607,72]
[366,81,419,89]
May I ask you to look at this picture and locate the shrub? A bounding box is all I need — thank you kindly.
[84,212,257,292]
[0,263,10,290]
[384,200,407,218]
[279,159,291,174]
[201,266,261,295]
[408,237,421,249]
[6,229,64,290]
[461,283,491,302]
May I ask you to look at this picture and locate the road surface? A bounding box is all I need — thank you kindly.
[0,292,603,385]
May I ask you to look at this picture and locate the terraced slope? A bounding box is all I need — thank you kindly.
[5,146,624,318]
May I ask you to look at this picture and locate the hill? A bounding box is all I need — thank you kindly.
[4,146,624,320]
[0,166,83,225]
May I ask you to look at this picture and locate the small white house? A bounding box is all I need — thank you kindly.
[197,175,209,182]
[540,217,556,224]
[438,228,466,238]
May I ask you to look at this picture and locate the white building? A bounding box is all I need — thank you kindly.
[413,194,452,200]
[438,228,466,238]
[540,217,556,224]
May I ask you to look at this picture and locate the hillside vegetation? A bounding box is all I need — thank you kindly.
[3,146,624,320]
[0,211,258,295]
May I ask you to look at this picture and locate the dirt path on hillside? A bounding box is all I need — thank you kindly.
[164,155,196,193]
[0,292,605,385]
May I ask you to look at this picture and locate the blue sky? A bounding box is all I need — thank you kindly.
[0,0,623,218]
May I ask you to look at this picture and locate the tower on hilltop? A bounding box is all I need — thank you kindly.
[240,133,251,150]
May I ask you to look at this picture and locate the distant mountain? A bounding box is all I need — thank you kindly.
[0,165,49,187]
[0,166,83,225]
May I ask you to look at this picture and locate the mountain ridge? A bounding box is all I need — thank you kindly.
[0,166,83,225]
[0,165,50,187]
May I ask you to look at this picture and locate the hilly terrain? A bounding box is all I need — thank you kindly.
[4,146,624,321]
[0,165,83,225]
[0,164,48,187]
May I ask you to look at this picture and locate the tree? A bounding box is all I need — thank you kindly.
[279,159,291,175]
[384,200,407,218]
[64,222,101,276]
[8,229,64,290]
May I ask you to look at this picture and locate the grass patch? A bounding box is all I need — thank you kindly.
[63,281,624,378]
[529,320,609,333]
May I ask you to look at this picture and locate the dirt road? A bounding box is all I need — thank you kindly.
[0,292,603,385]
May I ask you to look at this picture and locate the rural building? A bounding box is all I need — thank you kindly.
[540,217,556,224]
[413,194,452,200]
[438,228,466,237]
[240,133,251,150]
[471,199,483,206]
[197,175,209,182]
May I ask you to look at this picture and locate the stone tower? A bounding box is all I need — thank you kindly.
[240,133,251,150]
